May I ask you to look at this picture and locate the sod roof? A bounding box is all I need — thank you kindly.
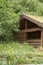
[20,14,43,28]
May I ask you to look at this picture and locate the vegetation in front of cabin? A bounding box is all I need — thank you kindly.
[0,42,43,65]
[0,0,43,64]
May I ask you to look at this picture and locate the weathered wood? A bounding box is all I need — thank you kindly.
[25,21,27,29]
[20,14,43,28]
[18,32,27,42]
[20,27,41,32]
[14,14,43,47]
[27,39,41,43]
[27,39,41,47]
[41,29,43,47]
[29,43,40,47]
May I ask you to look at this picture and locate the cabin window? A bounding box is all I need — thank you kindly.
[26,30,41,40]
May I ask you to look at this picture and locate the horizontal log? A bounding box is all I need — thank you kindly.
[19,34,26,36]
[20,37,26,39]
[20,27,41,32]
[27,39,41,43]
[29,44,40,47]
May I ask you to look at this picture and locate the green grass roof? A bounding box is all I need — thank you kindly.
[23,13,43,23]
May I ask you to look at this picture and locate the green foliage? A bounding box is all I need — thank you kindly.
[0,0,43,41]
[39,0,43,3]
[0,42,43,64]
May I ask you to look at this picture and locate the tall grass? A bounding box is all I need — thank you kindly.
[0,42,43,65]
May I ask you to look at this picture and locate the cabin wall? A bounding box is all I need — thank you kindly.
[14,32,27,42]
[19,19,39,30]
[26,31,41,40]
[18,32,27,42]
[27,20,39,29]
[14,31,41,47]
[14,18,43,47]
[14,30,42,47]
[16,31,41,47]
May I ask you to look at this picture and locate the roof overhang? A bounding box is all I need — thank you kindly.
[20,14,43,28]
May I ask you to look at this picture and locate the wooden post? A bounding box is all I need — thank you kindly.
[41,29,43,47]
[25,21,27,29]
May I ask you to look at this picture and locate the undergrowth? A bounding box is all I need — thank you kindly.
[0,42,43,65]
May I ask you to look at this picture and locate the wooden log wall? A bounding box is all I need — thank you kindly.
[18,32,27,42]
[14,30,41,47]
[27,39,41,47]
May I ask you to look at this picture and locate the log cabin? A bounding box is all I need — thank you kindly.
[14,14,43,47]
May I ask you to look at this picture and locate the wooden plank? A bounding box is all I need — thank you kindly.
[25,21,27,29]
[29,43,40,46]
[18,32,27,42]
[41,29,43,47]
[27,39,41,43]
[20,27,41,32]
[27,42,40,47]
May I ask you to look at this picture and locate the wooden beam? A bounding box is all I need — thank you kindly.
[27,39,41,43]
[20,27,41,32]
[41,29,43,47]
[25,21,27,29]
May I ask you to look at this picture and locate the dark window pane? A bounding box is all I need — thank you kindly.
[26,31,41,40]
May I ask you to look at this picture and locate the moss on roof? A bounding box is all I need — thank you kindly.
[23,13,43,23]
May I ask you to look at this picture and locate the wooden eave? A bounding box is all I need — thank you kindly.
[20,14,43,28]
